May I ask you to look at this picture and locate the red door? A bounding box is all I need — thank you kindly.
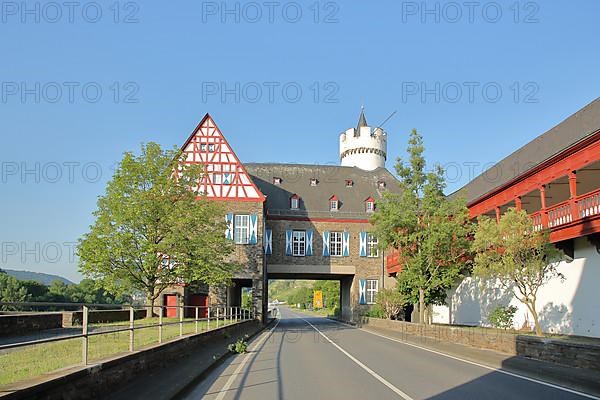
[165,294,178,318]
[187,294,208,318]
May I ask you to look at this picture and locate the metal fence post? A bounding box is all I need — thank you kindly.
[207,307,211,331]
[216,307,220,329]
[229,306,232,325]
[159,308,163,344]
[179,306,184,337]
[195,307,199,334]
[129,306,135,352]
[235,306,238,322]
[82,305,88,365]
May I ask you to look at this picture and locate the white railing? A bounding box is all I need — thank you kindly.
[0,301,256,383]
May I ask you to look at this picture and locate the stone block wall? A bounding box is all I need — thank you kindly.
[0,313,63,336]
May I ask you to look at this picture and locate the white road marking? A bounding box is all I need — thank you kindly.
[335,320,600,400]
[297,314,415,400]
[214,318,280,400]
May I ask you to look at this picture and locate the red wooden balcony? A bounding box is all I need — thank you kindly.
[385,247,403,276]
[529,188,600,241]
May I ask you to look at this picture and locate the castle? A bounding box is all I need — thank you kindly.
[160,110,399,321]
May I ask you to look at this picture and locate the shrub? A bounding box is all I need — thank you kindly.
[488,305,518,329]
[228,335,250,354]
[375,288,406,319]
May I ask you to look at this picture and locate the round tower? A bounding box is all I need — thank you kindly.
[339,109,387,171]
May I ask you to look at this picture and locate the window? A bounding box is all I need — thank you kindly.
[292,231,305,256]
[310,178,318,186]
[208,144,215,152]
[345,179,353,187]
[200,144,207,152]
[234,215,250,244]
[330,200,338,211]
[366,201,374,213]
[366,279,379,304]
[273,177,282,185]
[377,180,386,189]
[367,234,378,257]
[291,197,299,210]
[329,231,343,257]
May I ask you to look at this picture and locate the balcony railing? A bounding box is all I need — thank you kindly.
[387,188,600,275]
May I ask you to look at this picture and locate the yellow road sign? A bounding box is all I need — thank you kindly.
[313,290,323,309]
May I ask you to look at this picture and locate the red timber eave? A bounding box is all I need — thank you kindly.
[468,130,600,216]
[468,129,600,243]
[266,215,370,224]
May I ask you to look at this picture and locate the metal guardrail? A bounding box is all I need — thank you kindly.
[0,303,256,366]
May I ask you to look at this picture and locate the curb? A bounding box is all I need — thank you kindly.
[172,318,277,399]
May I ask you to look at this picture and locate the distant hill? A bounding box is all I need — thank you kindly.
[1,269,74,286]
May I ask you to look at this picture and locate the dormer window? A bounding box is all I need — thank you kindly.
[310,178,318,186]
[377,180,386,189]
[329,195,339,211]
[290,194,300,210]
[365,196,375,213]
[273,177,282,185]
[345,179,354,187]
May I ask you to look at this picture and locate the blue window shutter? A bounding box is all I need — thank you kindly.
[225,213,233,240]
[359,231,367,257]
[306,230,313,256]
[343,231,350,257]
[264,229,272,255]
[285,230,293,256]
[322,231,330,257]
[249,214,258,244]
[359,279,367,305]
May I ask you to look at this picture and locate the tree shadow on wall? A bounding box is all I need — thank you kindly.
[451,277,516,326]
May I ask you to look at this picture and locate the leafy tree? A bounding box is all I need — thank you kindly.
[20,280,49,299]
[375,288,406,320]
[472,208,563,336]
[372,129,473,324]
[0,272,29,309]
[78,142,237,316]
[288,287,313,309]
[488,305,518,330]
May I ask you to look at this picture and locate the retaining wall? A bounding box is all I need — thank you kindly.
[359,317,600,371]
[1,319,262,400]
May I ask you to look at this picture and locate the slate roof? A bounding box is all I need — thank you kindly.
[245,163,401,219]
[453,97,600,204]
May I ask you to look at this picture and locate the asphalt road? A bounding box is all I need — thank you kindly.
[179,307,599,400]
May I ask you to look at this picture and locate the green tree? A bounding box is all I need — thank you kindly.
[20,280,49,300]
[372,129,472,324]
[0,272,29,309]
[78,142,237,316]
[472,208,563,336]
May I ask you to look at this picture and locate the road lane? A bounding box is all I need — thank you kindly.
[178,307,599,400]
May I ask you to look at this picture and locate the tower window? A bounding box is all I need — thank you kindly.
[345,179,354,187]
[310,178,318,186]
[377,180,386,189]
[273,177,282,185]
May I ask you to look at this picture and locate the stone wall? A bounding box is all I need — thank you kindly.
[3,320,263,400]
[0,313,63,336]
[62,310,147,327]
[360,317,600,371]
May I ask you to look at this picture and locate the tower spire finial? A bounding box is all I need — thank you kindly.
[357,107,367,129]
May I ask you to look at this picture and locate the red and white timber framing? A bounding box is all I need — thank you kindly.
[180,114,265,202]
[468,130,600,243]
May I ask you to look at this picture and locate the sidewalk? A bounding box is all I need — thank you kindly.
[356,322,600,398]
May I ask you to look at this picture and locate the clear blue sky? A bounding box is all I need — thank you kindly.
[1,1,598,282]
